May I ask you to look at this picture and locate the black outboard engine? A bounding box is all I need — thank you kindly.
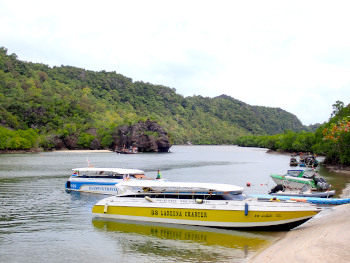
[269,184,284,194]
[314,177,330,190]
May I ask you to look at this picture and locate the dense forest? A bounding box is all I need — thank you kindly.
[0,46,311,151]
[236,101,350,165]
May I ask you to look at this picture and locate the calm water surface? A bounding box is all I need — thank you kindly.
[0,146,349,263]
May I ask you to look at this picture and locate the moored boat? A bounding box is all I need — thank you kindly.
[299,154,319,168]
[115,146,138,154]
[65,167,149,194]
[270,169,331,191]
[92,180,321,230]
[289,155,298,166]
[268,184,335,198]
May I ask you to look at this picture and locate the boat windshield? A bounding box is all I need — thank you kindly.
[75,172,145,179]
[287,170,303,177]
[301,171,316,178]
[120,193,247,200]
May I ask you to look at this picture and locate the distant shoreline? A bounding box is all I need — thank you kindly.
[266,149,350,175]
[324,164,350,175]
[0,149,113,154]
[53,149,113,153]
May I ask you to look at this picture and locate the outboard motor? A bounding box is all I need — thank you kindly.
[315,178,330,190]
[269,184,284,194]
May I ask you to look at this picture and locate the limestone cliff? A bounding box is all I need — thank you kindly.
[114,120,172,152]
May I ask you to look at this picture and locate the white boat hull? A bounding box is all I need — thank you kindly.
[92,196,321,230]
[66,178,122,194]
[271,176,312,190]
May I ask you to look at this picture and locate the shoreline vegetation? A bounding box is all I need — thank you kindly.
[266,149,350,174]
[236,101,350,167]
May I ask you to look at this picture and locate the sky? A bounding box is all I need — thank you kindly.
[1,0,349,125]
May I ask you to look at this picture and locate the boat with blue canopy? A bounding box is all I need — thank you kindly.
[65,167,149,194]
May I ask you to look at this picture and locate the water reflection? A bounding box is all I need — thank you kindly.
[318,166,350,198]
[92,218,280,262]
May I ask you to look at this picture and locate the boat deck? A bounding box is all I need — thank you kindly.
[251,194,350,205]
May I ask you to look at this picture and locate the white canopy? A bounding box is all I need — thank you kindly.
[118,180,244,194]
[72,167,144,174]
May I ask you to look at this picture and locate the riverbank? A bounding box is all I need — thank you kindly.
[248,203,350,262]
[324,164,350,175]
[53,149,113,153]
[266,149,350,175]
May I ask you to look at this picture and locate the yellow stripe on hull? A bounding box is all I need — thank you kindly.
[92,205,318,228]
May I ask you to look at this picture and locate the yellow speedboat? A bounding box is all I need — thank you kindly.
[92,180,321,230]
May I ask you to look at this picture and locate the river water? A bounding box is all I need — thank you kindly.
[0,145,349,263]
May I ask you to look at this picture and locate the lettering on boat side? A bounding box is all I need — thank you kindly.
[88,186,118,192]
[151,210,208,218]
[150,228,208,242]
[254,214,274,218]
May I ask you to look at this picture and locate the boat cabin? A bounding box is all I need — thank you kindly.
[71,167,146,180]
[118,192,248,201]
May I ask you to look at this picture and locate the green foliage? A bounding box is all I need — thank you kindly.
[143,131,160,139]
[77,132,95,148]
[236,101,350,166]
[0,126,39,150]
[315,106,350,165]
[0,46,308,150]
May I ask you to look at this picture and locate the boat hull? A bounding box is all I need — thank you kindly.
[66,167,147,194]
[92,199,320,231]
[270,175,314,189]
[271,190,335,198]
[65,179,121,194]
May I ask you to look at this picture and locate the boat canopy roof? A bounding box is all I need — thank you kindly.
[117,180,245,194]
[72,167,144,174]
[287,169,316,178]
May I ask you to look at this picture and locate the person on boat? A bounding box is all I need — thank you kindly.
[270,197,280,202]
[156,170,161,179]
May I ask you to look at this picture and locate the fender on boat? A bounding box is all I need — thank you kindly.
[244,203,249,216]
[104,203,109,213]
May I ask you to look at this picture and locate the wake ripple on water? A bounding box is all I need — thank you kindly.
[0,177,80,235]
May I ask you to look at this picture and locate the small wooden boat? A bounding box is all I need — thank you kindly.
[289,155,298,166]
[116,146,138,154]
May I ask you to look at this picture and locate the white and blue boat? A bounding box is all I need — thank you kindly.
[65,167,149,194]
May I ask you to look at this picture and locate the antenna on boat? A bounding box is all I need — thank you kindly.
[87,157,93,167]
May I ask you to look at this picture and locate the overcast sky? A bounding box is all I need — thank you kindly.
[1,0,349,125]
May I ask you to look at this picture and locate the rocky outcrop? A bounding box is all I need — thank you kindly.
[114,120,172,152]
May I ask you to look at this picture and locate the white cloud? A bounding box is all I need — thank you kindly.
[1,0,349,125]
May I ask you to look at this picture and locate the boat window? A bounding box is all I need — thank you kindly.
[117,193,247,200]
[287,170,303,177]
[77,174,125,179]
[302,172,315,178]
[220,194,247,200]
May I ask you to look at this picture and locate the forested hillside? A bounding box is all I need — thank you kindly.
[0,47,307,150]
[236,101,350,165]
